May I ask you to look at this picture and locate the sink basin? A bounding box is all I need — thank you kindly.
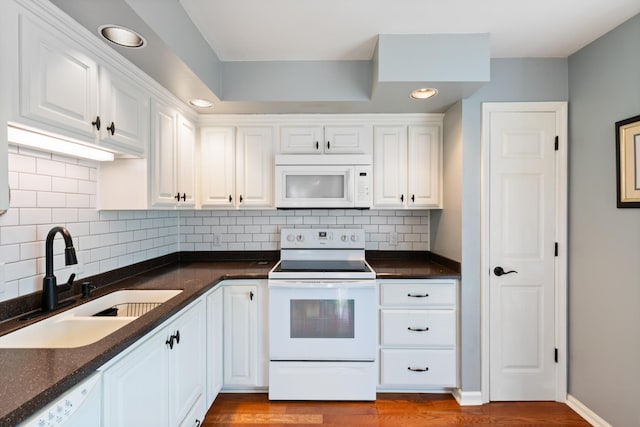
[0,289,182,348]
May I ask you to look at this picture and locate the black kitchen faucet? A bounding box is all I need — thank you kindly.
[42,226,78,312]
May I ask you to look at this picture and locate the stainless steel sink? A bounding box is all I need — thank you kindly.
[0,289,182,348]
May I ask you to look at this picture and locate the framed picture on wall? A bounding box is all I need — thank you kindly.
[615,114,640,208]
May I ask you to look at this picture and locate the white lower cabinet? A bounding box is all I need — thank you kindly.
[222,280,268,389]
[102,299,206,427]
[378,280,458,390]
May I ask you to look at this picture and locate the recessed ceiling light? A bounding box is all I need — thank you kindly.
[410,88,438,99]
[99,25,145,48]
[189,99,214,108]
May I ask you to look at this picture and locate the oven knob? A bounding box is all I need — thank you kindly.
[341,235,348,242]
[296,235,304,242]
[351,234,358,242]
[287,234,295,242]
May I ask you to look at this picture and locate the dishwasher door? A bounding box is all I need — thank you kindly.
[19,372,102,427]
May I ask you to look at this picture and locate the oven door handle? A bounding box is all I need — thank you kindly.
[268,280,376,289]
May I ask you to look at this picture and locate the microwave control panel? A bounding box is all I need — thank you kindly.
[354,165,372,207]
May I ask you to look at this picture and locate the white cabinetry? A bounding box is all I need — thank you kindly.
[200,127,274,209]
[222,280,268,389]
[17,10,148,157]
[102,300,206,427]
[378,280,458,390]
[373,124,442,208]
[280,124,371,154]
[206,286,223,407]
[150,99,196,208]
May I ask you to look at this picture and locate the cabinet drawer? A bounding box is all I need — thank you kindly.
[380,310,455,346]
[380,349,456,387]
[380,282,456,307]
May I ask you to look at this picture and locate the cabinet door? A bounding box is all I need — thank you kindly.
[169,301,206,427]
[206,287,224,406]
[19,12,98,141]
[176,115,196,207]
[103,331,170,427]
[223,285,258,386]
[324,125,370,154]
[200,127,236,208]
[236,127,274,208]
[150,100,177,207]
[373,126,407,208]
[99,66,148,156]
[280,125,323,153]
[408,125,442,208]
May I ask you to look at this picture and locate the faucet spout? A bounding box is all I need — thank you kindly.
[42,226,78,312]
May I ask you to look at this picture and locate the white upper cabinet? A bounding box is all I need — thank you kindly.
[17,9,149,157]
[373,123,442,209]
[200,126,274,209]
[280,124,371,154]
[98,66,149,156]
[19,11,99,141]
[150,99,196,208]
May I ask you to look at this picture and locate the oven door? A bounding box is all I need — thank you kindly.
[268,279,376,361]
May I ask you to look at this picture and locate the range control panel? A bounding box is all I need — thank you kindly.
[280,228,365,249]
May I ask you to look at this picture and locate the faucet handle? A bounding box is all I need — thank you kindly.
[62,273,76,291]
[81,282,97,298]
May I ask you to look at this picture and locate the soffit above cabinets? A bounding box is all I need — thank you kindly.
[50,0,640,114]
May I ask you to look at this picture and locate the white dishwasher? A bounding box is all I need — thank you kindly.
[19,372,102,427]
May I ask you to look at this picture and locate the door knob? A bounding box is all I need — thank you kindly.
[494,266,518,276]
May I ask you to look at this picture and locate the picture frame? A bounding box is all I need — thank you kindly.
[615,114,640,208]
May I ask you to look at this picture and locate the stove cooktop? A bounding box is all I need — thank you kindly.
[276,260,370,273]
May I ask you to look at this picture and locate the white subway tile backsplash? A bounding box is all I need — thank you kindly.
[2,147,430,303]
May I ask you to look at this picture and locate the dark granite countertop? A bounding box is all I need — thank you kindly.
[0,253,459,425]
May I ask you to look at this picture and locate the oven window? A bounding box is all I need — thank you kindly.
[290,299,354,338]
[285,175,345,199]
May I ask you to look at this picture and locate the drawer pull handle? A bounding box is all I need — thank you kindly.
[407,327,429,332]
[408,366,429,372]
[407,293,429,298]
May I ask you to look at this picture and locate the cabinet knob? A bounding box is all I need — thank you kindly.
[327,140,331,150]
[174,330,180,345]
[407,293,429,298]
[106,122,115,135]
[91,116,101,130]
[407,366,429,372]
[315,141,319,150]
[411,194,415,203]
[166,335,174,349]
[250,291,254,301]
[400,194,404,202]
[175,193,180,201]
[239,195,243,203]
[228,195,233,203]
[181,193,186,202]
[407,327,429,332]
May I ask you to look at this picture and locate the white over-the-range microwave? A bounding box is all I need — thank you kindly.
[274,155,372,209]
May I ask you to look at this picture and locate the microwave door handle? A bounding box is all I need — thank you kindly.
[347,169,354,203]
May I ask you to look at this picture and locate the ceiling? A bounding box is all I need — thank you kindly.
[51,0,640,115]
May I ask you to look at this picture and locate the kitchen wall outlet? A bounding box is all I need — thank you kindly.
[213,234,221,246]
[389,232,398,246]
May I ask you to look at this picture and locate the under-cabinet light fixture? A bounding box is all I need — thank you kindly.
[410,88,438,99]
[7,125,115,162]
[99,25,145,48]
[188,98,213,108]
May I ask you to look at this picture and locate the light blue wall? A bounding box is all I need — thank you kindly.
[568,14,640,427]
[460,58,569,391]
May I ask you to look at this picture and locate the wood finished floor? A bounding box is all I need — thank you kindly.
[202,393,591,426]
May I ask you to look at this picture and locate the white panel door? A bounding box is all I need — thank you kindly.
[408,125,441,208]
[324,125,369,154]
[200,127,236,208]
[168,301,206,427]
[223,285,258,386]
[206,287,224,406]
[236,126,274,208]
[488,110,558,400]
[150,101,177,207]
[280,125,323,153]
[20,13,98,140]
[99,66,148,156]
[373,125,407,208]
[176,115,196,207]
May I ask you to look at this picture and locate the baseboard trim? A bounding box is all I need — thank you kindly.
[452,389,483,406]
[566,394,612,427]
